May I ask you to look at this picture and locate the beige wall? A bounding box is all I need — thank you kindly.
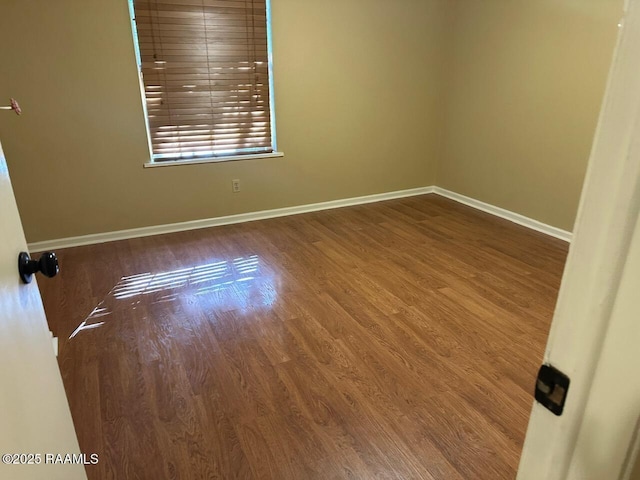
[632,453,640,480]
[0,0,445,242]
[0,0,623,242]
[439,0,622,231]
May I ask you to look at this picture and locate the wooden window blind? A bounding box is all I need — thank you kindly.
[131,0,274,162]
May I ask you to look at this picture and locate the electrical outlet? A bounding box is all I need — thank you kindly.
[232,179,240,193]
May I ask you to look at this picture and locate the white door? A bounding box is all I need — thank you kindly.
[0,140,86,479]
[566,207,640,478]
[517,0,640,478]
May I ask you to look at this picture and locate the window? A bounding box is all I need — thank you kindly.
[129,0,278,165]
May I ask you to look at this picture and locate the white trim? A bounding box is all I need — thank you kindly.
[28,186,435,251]
[27,185,574,251]
[433,187,572,242]
[266,0,278,152]
[51,333,58,358]
[143,151,284,168]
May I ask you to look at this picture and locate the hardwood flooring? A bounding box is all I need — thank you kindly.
[38,194,569,479]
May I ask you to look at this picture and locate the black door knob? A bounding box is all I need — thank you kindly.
[18,251,59,284]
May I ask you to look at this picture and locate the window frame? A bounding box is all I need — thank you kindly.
[127,0,282,167]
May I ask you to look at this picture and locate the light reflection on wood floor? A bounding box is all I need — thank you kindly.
[39,194,568,479]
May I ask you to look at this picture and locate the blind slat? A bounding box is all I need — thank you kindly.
[133,0,273,161]
[148,120,270,130]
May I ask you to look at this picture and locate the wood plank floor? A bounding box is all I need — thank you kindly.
[38,194,569,480]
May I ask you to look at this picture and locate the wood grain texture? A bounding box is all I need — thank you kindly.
[38,194,568,479]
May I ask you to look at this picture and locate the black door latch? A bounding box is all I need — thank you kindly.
[535,364,570,416]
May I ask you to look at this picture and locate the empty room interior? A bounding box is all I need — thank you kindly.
[0,0,627,478]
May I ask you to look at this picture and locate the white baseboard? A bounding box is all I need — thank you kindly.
[28,186,436,251]
[28,185,571,251]
[433,187,572,242]
[50,331,58,357]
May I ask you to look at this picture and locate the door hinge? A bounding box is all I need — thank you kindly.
[535,364,570,416]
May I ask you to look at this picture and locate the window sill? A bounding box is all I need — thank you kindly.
[143,151,284,168]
